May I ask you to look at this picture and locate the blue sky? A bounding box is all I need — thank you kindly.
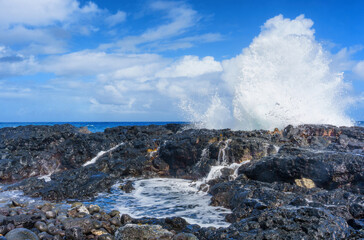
[0,0,363,124]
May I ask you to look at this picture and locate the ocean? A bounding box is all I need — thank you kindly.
[0,122,187,133]
[0,121,362,133]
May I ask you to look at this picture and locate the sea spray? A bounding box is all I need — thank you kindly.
[181,15,353,130]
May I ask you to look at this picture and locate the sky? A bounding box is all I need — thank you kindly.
[0,0,363,123]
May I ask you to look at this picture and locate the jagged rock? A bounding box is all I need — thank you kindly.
[0,123,363,239]
[239,147,364,194]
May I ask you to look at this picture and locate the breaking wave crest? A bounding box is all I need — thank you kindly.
[181,15,353,130]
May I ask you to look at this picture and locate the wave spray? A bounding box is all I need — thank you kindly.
[182,15,353,130]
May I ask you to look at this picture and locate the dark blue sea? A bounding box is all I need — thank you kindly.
[0,122,187,133]
[0,121,362,133]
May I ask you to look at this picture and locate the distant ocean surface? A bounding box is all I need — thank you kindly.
[0,121,362,133]
[0,122,187,133]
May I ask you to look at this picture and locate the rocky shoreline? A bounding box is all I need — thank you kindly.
[0,123,363,239]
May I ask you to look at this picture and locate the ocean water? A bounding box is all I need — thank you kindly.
[0,122,187,133]
[0,121,362,133]
[82,178,232,228]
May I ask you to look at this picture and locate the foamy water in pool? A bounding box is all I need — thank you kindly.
[0,178,231,228]
[82,178,231,228]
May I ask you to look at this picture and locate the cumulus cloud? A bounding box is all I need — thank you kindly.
[28,49,224,115]
[0,0,105,54]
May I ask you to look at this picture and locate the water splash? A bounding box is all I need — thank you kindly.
[181,15,353,130]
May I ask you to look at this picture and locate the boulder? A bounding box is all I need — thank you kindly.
[115,224,174,240]
[5,228,39,240]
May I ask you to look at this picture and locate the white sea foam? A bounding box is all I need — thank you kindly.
[0,185,43,207]
[181,15,353,130]
[86,178,231,228]
[38,173,52,182]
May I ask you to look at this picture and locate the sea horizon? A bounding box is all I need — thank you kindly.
[0,121,189,133]
[0,121,363,133]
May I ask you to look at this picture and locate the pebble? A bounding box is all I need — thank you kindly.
[47,225,60,235]
[92,213,102,220]
[5,228,39,240]
[71,202,83,208]
[45,211,56,219]
[0,225,7,235]
[109,217,121,226]
[93,220,102,229]
[109,210,120,218]
[120,214,133,225]
[41,204,53,212]
[98,234,114,240]
[9,211,17,216]
[38,231,53,240]
[0,201,199,240]
[65,227,84,240]
[77,205,90,215]
[35,221,48,232]
[88,204,101,214]
[91,228,108,236]
[11,199,26,208]
[76,212,87,218]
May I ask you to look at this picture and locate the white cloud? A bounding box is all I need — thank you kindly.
[42,51,168,77]
[0,0,102,54]
[157,56,222,78]
[0,46,38,78]
[0,0,78,27]
[143,33,223,51]
[330,46,364,74]
[105,10,127,26]
[99,1,221,52]
[353,61,364,79]
[141,1,197,41]
[0,81,32,98]
[31,49,224,114]
[0,0,100,27]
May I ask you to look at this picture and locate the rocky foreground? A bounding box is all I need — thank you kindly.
[0,124,363,239]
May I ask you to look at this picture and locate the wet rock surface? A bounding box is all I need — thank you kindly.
[0,123,363,239]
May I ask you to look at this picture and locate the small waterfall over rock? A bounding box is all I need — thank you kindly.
[83,143,124,166]
[193,139,250,191]
[37,159,61,182]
